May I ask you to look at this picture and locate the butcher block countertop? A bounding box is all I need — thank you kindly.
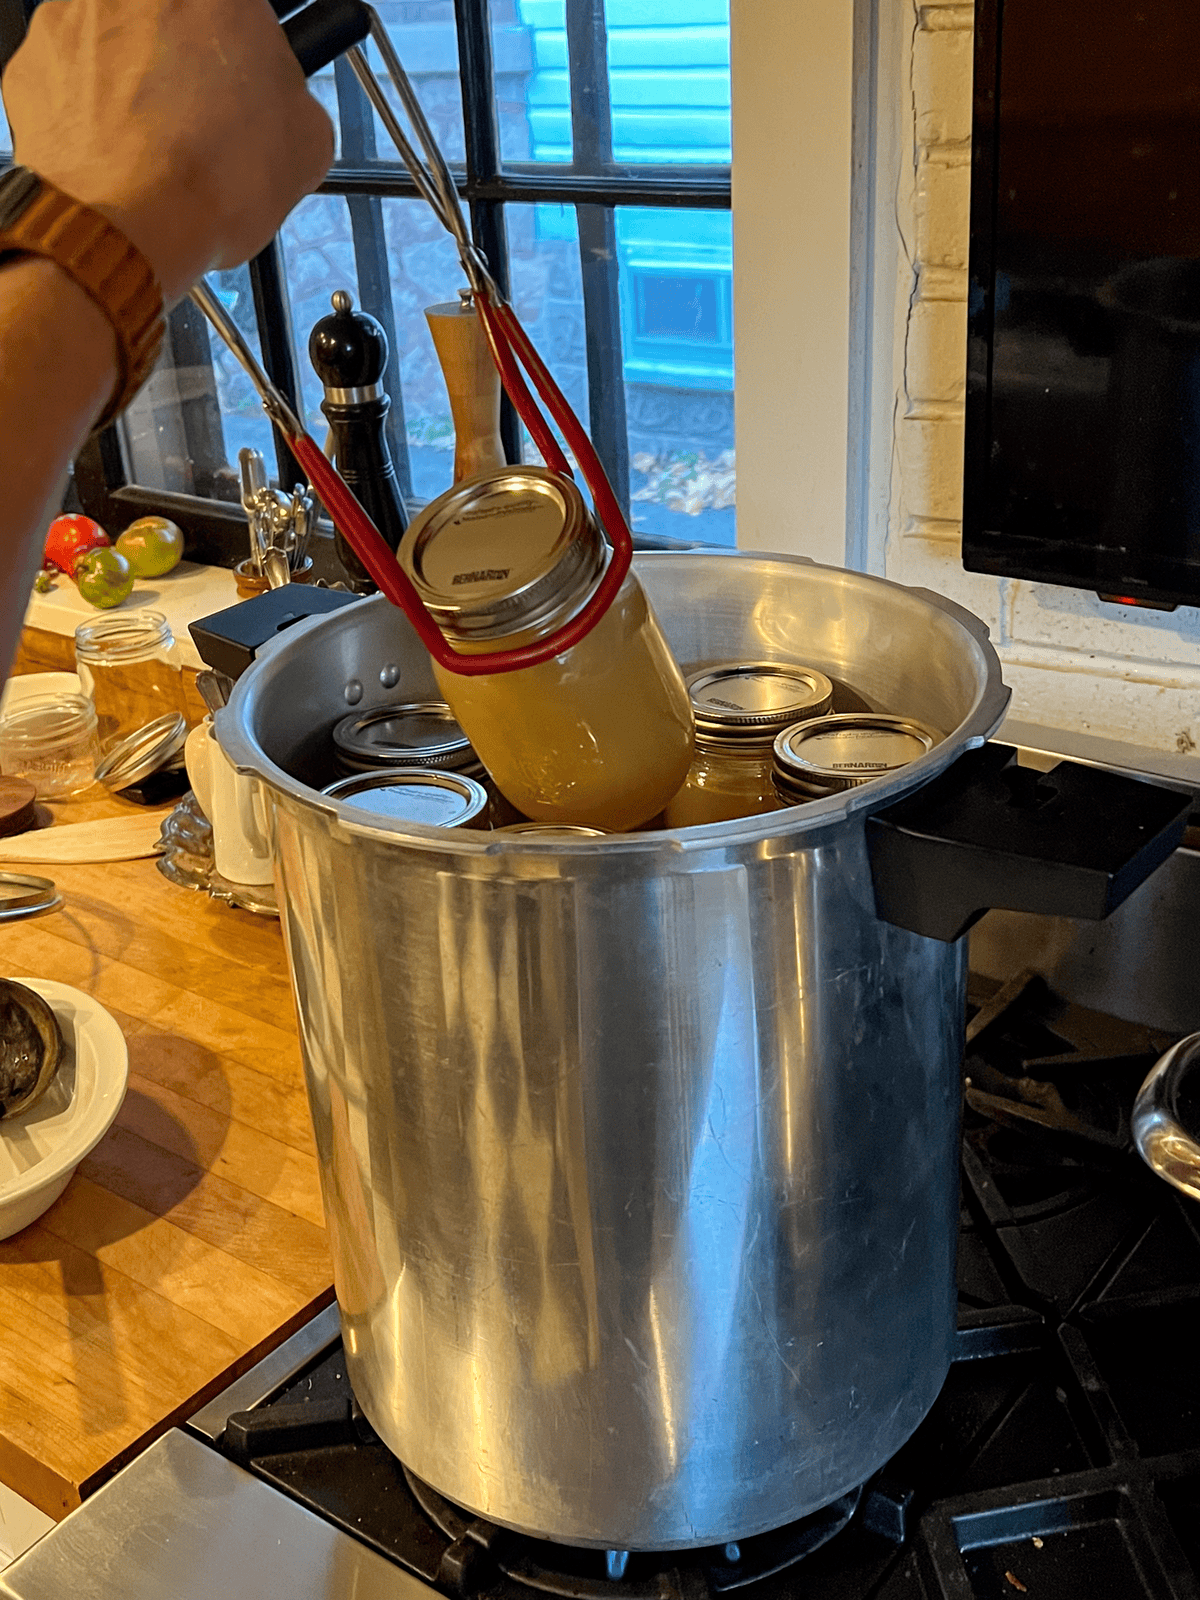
[0,679,334,1519]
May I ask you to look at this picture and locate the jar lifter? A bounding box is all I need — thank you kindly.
[191,0,633,677]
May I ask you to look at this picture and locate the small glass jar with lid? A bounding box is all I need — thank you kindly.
[74,610,186,754]
[772,712,941,803]
[398,467,694,832]
[664,662,834,827]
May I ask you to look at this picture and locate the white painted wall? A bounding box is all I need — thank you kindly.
[730,0,853,568]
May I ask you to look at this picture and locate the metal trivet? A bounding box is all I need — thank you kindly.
[402,1467,863,1599]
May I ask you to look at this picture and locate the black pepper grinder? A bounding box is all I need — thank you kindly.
[308,290,409,593]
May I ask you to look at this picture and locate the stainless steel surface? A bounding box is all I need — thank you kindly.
[1133,1034,1200,1201]
[0,1429,428,1600]
[220,551,1010,1549]
[971,840,1200,1034]
[187,1301,341,1442]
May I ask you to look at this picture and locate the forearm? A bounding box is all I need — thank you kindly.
[0,255,116,673]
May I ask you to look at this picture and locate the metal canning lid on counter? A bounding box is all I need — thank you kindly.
[331,702,483,777]
[664,661,834,827]
[94,712,187,791]
[773,713,941,801]
[398,466,694,832]
[323,769,490,829]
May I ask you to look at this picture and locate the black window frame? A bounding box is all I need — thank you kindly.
[1,0,732,566]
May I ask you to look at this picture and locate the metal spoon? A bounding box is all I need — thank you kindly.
[263,547,291,590]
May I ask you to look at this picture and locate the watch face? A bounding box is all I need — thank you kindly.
[0,167,39,231]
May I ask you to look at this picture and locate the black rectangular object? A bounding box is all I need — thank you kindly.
[188,585,362,683]
[964,0,1200,608]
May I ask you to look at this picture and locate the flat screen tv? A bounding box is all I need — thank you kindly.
[965,0,1200,608]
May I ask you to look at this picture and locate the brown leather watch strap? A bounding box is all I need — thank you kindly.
[0,168,164,430]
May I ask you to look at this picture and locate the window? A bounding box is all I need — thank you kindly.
[0,0,733,555]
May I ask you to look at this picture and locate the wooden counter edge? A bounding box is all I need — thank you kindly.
[9,1284,336,1522]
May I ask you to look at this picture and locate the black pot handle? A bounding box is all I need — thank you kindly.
[866,743,1193,942]
[280,0,371,77]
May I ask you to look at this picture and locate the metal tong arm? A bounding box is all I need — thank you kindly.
[344,10,631,577]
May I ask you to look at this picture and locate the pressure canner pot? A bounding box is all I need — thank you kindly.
[218,551,1188,1551]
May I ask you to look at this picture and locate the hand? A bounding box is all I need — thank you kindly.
[1,0,334,305]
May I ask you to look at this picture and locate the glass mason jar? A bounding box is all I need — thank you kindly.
[331,701,524,826]
[0,694,99,799]
[323,769,491,830]
[772,712,941,803]
[664,661,834,827]
[398,468,695,831]
[74,610,186,755]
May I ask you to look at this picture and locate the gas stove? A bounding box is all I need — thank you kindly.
[5,971,1200,1600]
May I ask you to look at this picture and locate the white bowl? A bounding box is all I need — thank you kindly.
[0,979,129,1238]
[0,672,83,717]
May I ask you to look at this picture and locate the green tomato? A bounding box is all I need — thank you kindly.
[76,548,134,609]
[114,516,184,579]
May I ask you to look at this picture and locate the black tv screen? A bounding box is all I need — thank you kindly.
[964,0,1200,607]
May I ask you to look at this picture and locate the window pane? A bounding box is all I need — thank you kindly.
[0,94,10,157]
[503,0,569,164]
[510,0,730,170]
[506,203,588,459]
[604,0,730,165]
[346,3,466,168]
[119,265,267,500]
[616,205,734,546]
[280,191,467,506]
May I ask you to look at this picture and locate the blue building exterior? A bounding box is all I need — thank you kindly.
[519,0,733,404]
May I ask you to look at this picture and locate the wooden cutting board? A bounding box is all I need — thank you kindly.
[0,788,333,1521]
[0,812,166,863]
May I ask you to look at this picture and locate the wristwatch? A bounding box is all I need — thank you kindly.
[0,165,164,431]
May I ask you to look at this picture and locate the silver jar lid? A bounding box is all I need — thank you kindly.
[323,769,490,829]
[332,703,482,776]
[773,713,940,799]
[398,467,606,641]
[687,662,835,746]
[94,712,188,791]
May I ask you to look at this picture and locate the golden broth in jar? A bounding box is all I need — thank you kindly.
[400,469,693,832]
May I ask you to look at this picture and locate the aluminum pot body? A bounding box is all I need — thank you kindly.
[220,553,1009,1550]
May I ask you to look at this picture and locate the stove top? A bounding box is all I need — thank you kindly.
[173,973,1200,1600]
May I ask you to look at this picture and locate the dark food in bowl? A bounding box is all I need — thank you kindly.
[0,980,64,1118]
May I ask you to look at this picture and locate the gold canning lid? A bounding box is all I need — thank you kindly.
[398,467,606,642]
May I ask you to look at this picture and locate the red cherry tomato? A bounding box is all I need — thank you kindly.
[44,514,110,575]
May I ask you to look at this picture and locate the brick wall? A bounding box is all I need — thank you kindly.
[880,0,1200,762]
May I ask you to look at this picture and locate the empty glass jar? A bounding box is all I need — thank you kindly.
[75,610,186,755]
[0,694,99,798]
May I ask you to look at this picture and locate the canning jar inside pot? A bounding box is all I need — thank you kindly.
[665,661,834,827]
[398,468,694,831]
